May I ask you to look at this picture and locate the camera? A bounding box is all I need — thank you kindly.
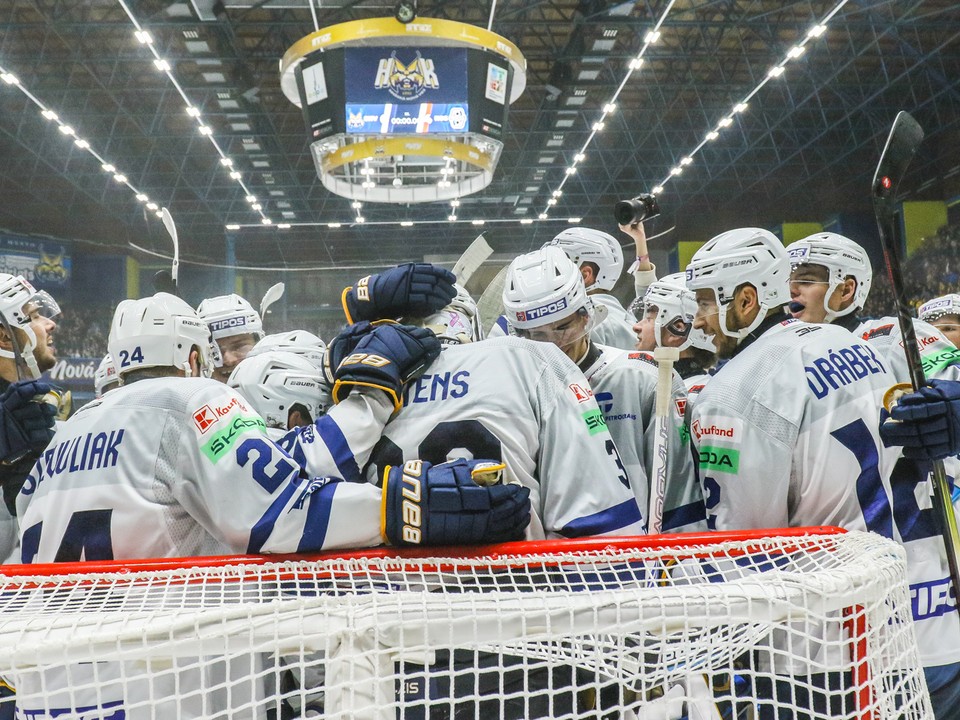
[614,193,661,226]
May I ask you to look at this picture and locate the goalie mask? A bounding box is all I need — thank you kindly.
[786,232,872,322]
[502,246,606,348]
[544,227,623,292]
[94,353,120,397]
[419,284,481,345]
[0,273,61,379]
[109,293,215,378]
[228,350,325,430]
[641,273,716,352]
[685,227,791,340]
[247,330,327,372]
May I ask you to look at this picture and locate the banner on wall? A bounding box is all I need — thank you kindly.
[0,235,71,289]
[44,357,97,393]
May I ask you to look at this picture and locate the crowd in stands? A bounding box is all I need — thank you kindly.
[863,222,960,318]
[54,304,113,358]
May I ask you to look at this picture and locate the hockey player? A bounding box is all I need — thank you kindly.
[786,232,960,382]
[13,292,529,719]
[687,227,960,719]
[247,329,328,370]
[544,227,637,350]
[919,293,960,349]
[196,292,265,383]
[502,246,700,533]
[632,272,716,390]
[228,350,326,436]
[0,274,62,561]
[93,353,119,398]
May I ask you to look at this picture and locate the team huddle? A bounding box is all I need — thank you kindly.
[0,222,959,718]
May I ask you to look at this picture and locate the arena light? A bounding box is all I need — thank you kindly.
[41,109,57,121]
[134,30,153,44]
[74,138,90,149]
[226,224,241,230]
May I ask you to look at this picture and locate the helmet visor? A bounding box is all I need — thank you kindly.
[22,290,61,321]
[515,308,590,349]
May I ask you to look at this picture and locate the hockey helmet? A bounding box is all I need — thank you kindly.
[502,246,606,346]
[420,284,481,344]
[94,353,120,397]
[197,294,264,342]
[248,330,327,371]
[642,273,716,352]
[786,232,872,321]
[544,227,623,292]
[685,227,791,340]
[228,350,326,430]
[918,293,960,323]
[109,293,215,378]
[0,273,61,379]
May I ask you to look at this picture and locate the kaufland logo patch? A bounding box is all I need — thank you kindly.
[692,419,737,442]
[209,316,249,332]
[193,396,248,433]
[516,298,567,322]
[569,383,593,403]
[675,398,687,417]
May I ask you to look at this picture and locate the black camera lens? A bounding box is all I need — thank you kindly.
[614,193,661,226]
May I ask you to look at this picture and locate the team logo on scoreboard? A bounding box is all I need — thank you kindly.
[374,51,439,101]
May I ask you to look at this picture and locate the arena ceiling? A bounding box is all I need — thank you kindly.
[0,0,958,270]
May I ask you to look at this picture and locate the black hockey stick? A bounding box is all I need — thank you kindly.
[872,110,960,613]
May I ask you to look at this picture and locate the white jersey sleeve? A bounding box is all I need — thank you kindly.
[17,377,394,562]
[691,318,960,668]
[364,338,645,539]
[584,346,702,532]
[857,317,960,382]
[589,293,639,351]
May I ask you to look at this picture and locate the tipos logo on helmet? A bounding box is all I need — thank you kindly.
[209,316,250,333]
[516,298,568,323]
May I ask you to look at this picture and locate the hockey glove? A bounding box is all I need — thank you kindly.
[342,263,457,324]
[324,321,375,386]
[879,379,960,460]
[382,459,531,546]
[0,380,58,464]
[332,322,442,411]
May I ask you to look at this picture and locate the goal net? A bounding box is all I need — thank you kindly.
[0,528,932,719]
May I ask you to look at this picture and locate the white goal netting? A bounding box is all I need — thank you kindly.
[0,529,932,719]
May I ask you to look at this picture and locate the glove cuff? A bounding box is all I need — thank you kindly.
[341,286,356,324]
[380,465,393,545]
[332,379,402,412]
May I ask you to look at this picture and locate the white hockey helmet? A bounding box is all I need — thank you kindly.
[786,232,872,321]
[94,354,120,397]
[421,284,481,344]
[109,293,215,378]
[502,246,606,344]
[228,350,325,430]
[247,330,327,371]
[544,227,624,291]
[685,227,791,340]
[0,274,61,379]
[918,293,960,323]
[197,294,264,342]
[642,273,716,352]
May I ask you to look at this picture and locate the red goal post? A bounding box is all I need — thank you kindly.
[0,527,933,720]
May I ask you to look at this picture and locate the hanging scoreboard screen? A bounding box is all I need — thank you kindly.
[343,47,470,135]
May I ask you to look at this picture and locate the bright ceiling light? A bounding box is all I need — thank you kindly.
[547,198,557,206]
[603,103,617,114]
[134,30,153,45]
[113,174,127,183]
[644,31,661,44]
[680,156,692,166]
[156,210,164,218]
[718,117,733,128]
[328,223,341,228]
[787,45,806,59]
[539,213,548,220]
[229,171,241,179]
[1,72,19,85]
[41,109,57,121]
[670,166,683,176]
[198,125,212,136]
[74,138,89,149]
[629,57,644,70]
[471,219,485,226]
[277,223,291,229]
[101,163,115,172]
[261,217,272,225]
[552,190,562,197]
[147,202,158,210]
[807,24,826,38]
[226,224,241,230]
[136,194,148,202]
[567,217,582,223]
[450,199,460,207]
[220,157,233,167]
[565,167,576,175]
[448,214,457,221]
[351,201,362,209]
[767,65,785,78]
[153,59,170,72]
[520,218,534,225]
[58,125,75,136]
[400,221,413,227]
[733,102,748,113]
[251,203,262,211]
[706,130,719,141]
[652,185,664,194]
[186,106,201,117]
[593,122,605,131]
[355,216,365,223]
[574,153,585,162]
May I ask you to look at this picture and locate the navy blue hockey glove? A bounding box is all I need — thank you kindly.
[0,379,57,464]
[324,321,375,386]
[879,379,960,460]
[332,322,441,411]
[342,263,456,324]
[382,459,531,546]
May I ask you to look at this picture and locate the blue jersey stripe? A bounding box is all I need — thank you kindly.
[495,315,509,334]
[314,415,362,483]
[247,481,302,554]
[560,498,642,538]
[296,482,338,552]
[662,500,706,531]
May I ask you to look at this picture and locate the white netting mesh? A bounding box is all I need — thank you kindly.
[0,530,932,720]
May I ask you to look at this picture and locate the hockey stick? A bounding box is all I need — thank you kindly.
[648,345,679,534]
[452,234,493,286]
[153,208,180,295]
[476,263,511,337]
[259,282,285,319]
[872,110,960,612]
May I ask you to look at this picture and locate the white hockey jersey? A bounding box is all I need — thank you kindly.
[691,317,960,668]
[364,337,645,539]
[583,345,702,532]
[16,376,395,563]
[589,292,638,351]
[856,316,960,382]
